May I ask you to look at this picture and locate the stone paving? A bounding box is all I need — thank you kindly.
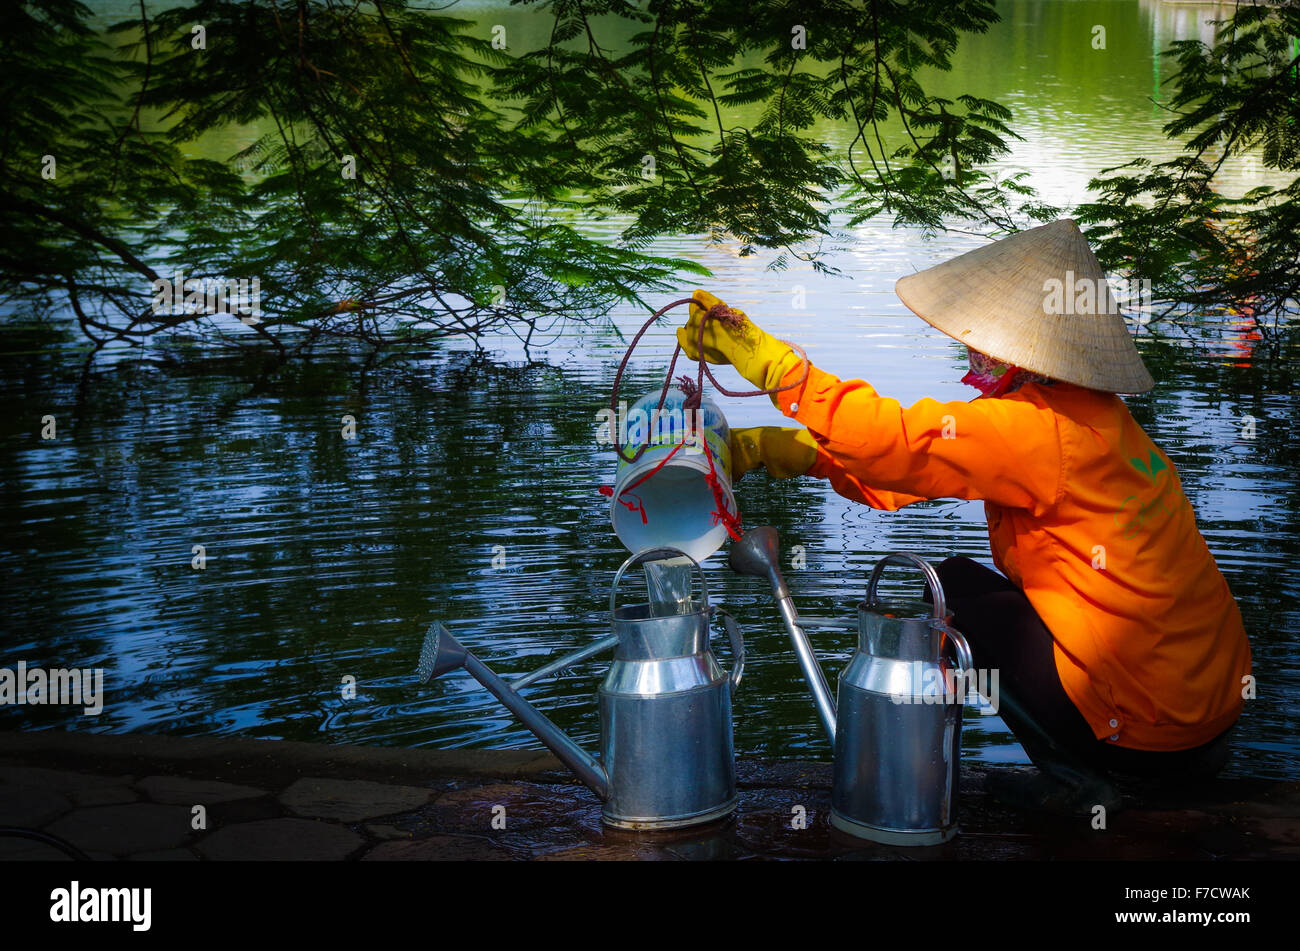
[0,730,1296,861]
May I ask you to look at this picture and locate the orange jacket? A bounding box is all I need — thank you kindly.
[776,363,1251,752]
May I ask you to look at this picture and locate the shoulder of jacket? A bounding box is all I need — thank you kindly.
[1004,384,1077,507]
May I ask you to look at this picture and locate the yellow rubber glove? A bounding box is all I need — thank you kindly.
[729,426,818,481]
[676,290,803,393]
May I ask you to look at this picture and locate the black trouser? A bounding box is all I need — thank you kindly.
[932,557,1233,780]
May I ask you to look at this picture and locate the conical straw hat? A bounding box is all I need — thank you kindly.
[894,219,1154,393]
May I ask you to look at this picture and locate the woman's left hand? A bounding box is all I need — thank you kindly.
[729,426,818,480]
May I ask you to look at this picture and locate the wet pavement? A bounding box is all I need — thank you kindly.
[0,730,1296,861]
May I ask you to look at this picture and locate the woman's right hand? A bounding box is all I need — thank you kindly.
[676,290,798,392]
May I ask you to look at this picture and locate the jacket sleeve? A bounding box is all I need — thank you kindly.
[807,446,930,511]
[775,363,1064,516]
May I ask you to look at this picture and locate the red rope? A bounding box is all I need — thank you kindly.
[701,423,743,541]
[605,296,809,540]
[608,297,697,467]
[609,298,808,464]
[598,484,648,525]
[620,440,687,495]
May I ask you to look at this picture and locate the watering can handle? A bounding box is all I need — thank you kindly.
[609,546,710,616]
[714,608,745,693]
[937,620,974,676]
[865,552,947,620]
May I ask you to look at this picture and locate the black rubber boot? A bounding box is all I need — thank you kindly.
[988,685,1123,818]
[986,766,1122,818]
[912,567,1124,817]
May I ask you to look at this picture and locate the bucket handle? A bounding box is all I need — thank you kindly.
[713,608,746,693]
[865,552,947,620]
[609,546,710,618]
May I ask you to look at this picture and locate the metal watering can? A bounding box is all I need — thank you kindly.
[731,527,973,845]
[417,547,745,830]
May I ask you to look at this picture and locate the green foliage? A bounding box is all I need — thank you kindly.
[1,0,1051,356]
[500,0,1055,251]
[1076,3,1300,346]
[1,0,704,355]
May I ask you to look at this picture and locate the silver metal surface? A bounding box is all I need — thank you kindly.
[734,539,972,846]
[830,552,970,844]
[612,603,709,660]
[829,811,958,846]
[610,546,710,616]
[416,545,742,830]
[509,634,619,691]
[866,552,947,619]
[602,797,738,831]
[729,526,837,742]
[418,622,610,798]
[717,609,745,692]
[601,654,723,696]
[831,673,962,840]
[939,620,973,676]
[599,682,737,827]
[417,622,467,683]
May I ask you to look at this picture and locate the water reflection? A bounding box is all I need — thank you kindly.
[2,304,1295,778]
[3,1,1297,779]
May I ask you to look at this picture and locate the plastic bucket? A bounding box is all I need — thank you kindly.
[610,388,736,562]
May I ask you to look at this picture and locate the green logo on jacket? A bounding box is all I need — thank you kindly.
[1116,449,1176,538]
[1129,449,1168,482]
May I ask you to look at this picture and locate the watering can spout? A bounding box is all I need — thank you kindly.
[417,622,610,800]
[417,621,469,681]
[729,527,837,743]
[729,526,789,598]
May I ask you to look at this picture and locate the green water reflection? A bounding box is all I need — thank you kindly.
[2,1,1296,779]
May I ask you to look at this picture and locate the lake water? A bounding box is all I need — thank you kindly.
[3,0,1297,779]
